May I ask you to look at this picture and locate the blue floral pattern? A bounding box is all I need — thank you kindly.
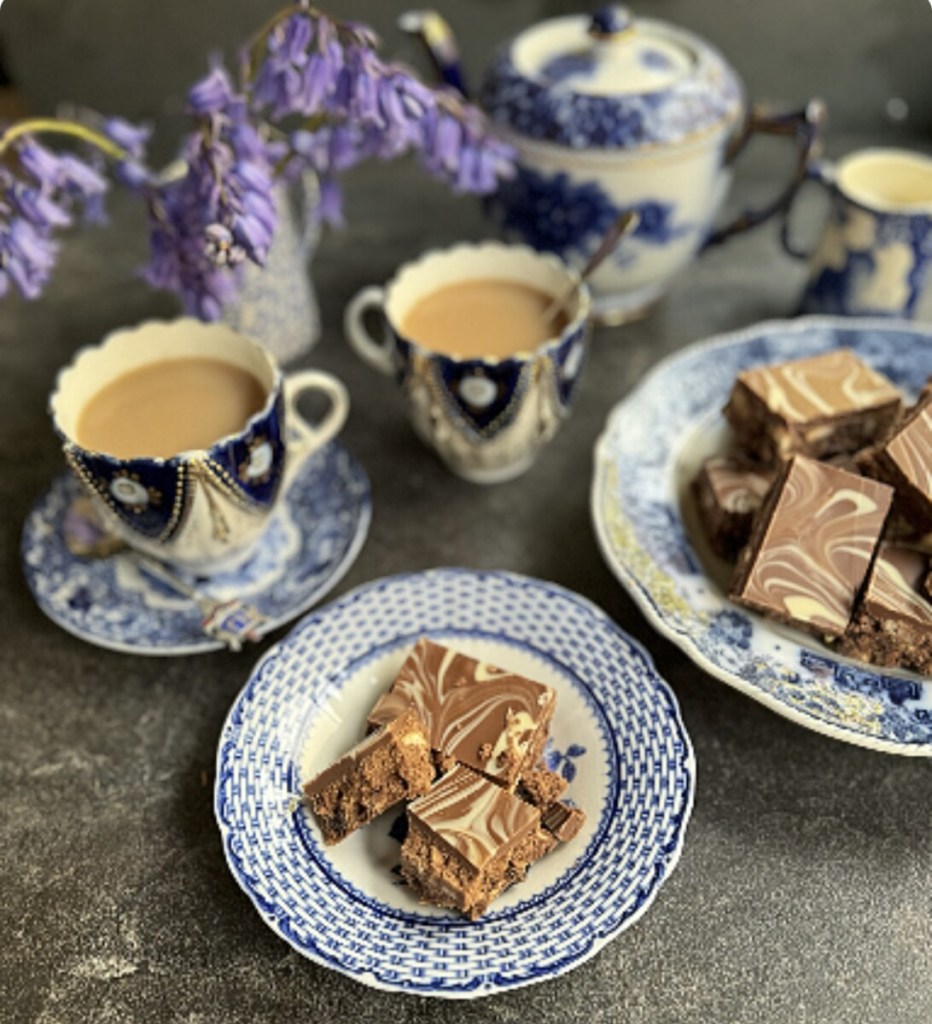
[480,30,741,150]
[544,739,588,783]
[800,195,932,318]
[592,317,932,753]
[486,166,690,263]
[22,440,371,655]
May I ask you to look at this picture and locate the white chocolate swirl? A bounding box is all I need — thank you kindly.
[368,639,554,781]
[739,349,900,423]
[409,764,538,869]
[705,457,774,514]
[886,401,932,499]
[864,543,932,626]
[736,457,893,635]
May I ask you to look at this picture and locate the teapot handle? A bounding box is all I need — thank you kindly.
[399,9,470,97]
[703,98,827,249]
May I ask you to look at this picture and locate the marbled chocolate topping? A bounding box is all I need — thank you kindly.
[885,398,932,502]
[863,543,932,626]
[303,707,429,798]
[733,457,893,635]
[738,349,900,423]
[368,638,554,782]
[408,764,539,870]
[705,457,774,513]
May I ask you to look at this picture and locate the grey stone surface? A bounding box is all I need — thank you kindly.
[2,2,932,1022]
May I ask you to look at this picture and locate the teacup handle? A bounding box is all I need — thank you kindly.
[344,286,395,376]
[704,98,828,248]
[281,370,350,492]
[779,159,835,260]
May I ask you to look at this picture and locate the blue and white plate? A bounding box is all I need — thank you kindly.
[592,316,932,755]
[215,568,694,998]
[21,440,371,656]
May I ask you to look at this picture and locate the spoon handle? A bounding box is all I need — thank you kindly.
[542,209,640,326]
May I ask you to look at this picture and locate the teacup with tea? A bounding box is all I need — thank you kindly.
[344,242,590,482]
[50,319,349,574]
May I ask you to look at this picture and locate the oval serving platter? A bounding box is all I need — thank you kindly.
[592,315,932,755]
[215,568,694,997]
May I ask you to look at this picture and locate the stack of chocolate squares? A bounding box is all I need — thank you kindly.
[302,638,585,919]
[692,348,932,674]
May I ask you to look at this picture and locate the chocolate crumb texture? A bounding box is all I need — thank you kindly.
[401,764,554,919]
[517,761,568,808]
[303,707,434,845]
[838,543,932,676]
[691,455,776,560]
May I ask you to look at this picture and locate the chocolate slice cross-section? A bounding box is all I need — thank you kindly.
[867,392,932,533]
[723,349,902,464]
[691,455,776,560]
[730,456,893,638]
[367,638,555,788]
[840,543,932,675]
[401,764,554,919]
[303,707,434,845]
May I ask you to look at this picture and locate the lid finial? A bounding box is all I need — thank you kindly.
[588,5,634,40]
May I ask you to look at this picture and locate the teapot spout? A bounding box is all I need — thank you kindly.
[398,10,470,98]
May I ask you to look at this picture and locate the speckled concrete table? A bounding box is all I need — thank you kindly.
[2,7,931,1016]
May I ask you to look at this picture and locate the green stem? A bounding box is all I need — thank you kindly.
[0,118,129,161]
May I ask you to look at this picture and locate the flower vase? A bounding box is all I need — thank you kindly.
[221,173,321,366]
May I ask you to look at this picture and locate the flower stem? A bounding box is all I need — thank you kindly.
[0,119,128,161]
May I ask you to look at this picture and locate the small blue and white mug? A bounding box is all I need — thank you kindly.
[50,319,348,574]
[787,147,932,319]
[344,242,591,483]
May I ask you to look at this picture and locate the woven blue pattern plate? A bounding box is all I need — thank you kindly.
[22,440,370,655]
[592,316,932,756]
[215,569,694,997]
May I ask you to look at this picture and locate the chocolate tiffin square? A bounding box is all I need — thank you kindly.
[730,456,894,638]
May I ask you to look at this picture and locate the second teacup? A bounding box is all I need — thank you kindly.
[344,242,591,483]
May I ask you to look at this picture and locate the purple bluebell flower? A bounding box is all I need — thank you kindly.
[315,175,344,227]
[188,66,236,115]
[101,116,154,190]
[299,50,338,114]
[204,223,244,267]
[0,181,60,299]
[144,182,242,320]
[140,61,277,319]
[250,13,313,119]
[8,181,70,229]
[0,128,124,299]
[102,116,151,158]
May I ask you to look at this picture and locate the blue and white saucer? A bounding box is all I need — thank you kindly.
[592,316,932,755]
[215,568,694,998]
[21,440,371,656]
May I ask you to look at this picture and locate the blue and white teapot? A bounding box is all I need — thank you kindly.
[406,5,825,323]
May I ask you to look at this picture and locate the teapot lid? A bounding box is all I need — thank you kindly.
[480,5,744,150]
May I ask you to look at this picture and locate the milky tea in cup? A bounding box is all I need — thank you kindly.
[75,356,269,460]
[344,243,589,484]
[50,319,348,574]
[400,279,570,359]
